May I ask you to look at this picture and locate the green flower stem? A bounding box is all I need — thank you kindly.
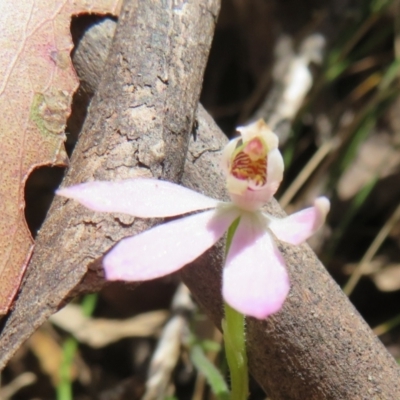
[222,218,249,400]
[223,302,249,400]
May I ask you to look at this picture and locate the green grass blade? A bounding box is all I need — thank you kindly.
[190,344,230,400]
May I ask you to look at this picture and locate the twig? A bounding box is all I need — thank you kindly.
[50,305,168,348]
[343,203,400,296]
[252,34,325,142]
[0,372,36,399]
[142,284,195,400]
[279,137,339,208]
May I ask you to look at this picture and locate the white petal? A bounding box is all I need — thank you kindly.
[266,148,284,197]
[221,137,240,176]
[57,179,220,217]
[237,119,279,150]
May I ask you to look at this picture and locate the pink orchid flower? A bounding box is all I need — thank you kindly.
[57,120,329,319]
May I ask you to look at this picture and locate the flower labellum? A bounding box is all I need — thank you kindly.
[57,120,330,319]
[222,119,283,211]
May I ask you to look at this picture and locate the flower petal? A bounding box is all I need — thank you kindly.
[223,214,290,319]
[267,196,330,245]
[236,119,278,151]
[265,147,284,198]
[105,208,239,281]
[228,148,284,211]
[57,179,220,218]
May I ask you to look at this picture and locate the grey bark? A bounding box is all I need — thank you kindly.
[0,0,219,369]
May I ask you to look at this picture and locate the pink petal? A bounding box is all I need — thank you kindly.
[268,196,330,245]
[56,179,219,218]
[223,214,290,319]
[105,208,239,281]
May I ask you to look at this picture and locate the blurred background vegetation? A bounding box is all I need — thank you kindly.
[3,0,400,398]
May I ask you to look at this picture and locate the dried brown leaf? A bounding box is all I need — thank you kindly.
[0,0,121,314]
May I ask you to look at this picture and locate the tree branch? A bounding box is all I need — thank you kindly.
[72,16,400,398]
[0,0,220,369]
[181,105,400,399]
